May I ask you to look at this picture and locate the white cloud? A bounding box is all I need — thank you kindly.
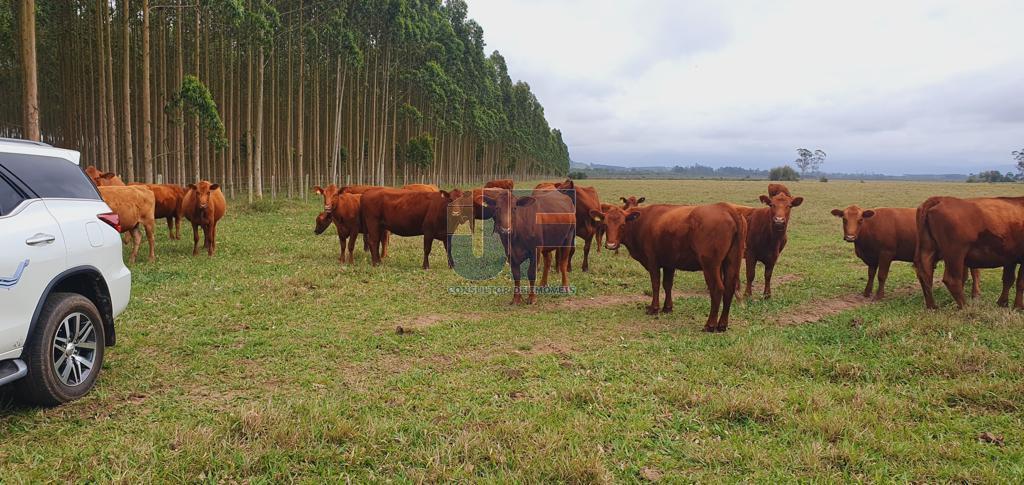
[467,0,1024,173]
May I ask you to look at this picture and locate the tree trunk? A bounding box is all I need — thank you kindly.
[121,0,135,181]
[18,0,40,141]
[254,46,265,198]
[141,0,153,182]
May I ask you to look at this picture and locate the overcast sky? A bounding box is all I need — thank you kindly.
[466,0,1024,174]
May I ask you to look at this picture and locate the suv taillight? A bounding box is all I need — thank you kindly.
[98,212,122,233]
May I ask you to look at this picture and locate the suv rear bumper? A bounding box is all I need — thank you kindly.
[107,265,131,317]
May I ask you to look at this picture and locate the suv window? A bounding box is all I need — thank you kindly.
[0,175,24,216]
[1,153,100,200]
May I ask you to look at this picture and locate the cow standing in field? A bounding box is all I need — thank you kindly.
[98,185,156,264]
[731,187,803,299]
[484,188,576,304]
[130,183,187,239]
[595,203,745,332]
[360,188,466,269]
[595,196,645,253]
[535,180,601,272]
[182,181,226,257]
[915,196,1024,310]
[314,184,389,261]
[831,205,980,300]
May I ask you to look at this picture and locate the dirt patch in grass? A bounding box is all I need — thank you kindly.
[394,312,483,333]
[516,340,574,358]
[556,294,647,310]
[776,294,871,326]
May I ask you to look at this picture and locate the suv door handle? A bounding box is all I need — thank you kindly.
[25,233,56,246]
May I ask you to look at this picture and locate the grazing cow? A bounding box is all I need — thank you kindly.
[732,188,804,299]
[360,188,466,269]
[915,196,1024,309]
[182,181,227,257]
[130,183,187,239]
[485,179,515,190]
[402,183,440,192]
[98,185,156,264]
[595,203,745,332]
[484,188,576,304]
[831,205,981,300]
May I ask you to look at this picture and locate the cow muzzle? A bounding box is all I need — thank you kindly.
[605,242,619,250]
[844,235,856,242]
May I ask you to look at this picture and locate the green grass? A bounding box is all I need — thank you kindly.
[2,179,1023,482]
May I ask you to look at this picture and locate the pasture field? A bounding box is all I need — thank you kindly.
[2,179,1023,482]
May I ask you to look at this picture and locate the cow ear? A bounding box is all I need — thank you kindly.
[791,197,804,207]
[759,195,771,205]
[313,185,323,195]
[101,172,116,179]
[516,196,536,207]
[589,209,604,222]
[210,184,220,191]
[637,197,645,204]
[440,190,450,199]
[830,209,843,217]
[862,209,875,218]
[619,197,628,204]
[626,210,641,222]
[188,183,197,191]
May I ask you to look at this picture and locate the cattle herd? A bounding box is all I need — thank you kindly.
[83,167,226,262]
[84,164,1024,332]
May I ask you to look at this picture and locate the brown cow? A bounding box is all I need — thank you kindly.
[402,183,440,192]
[915,196,1024,309]
[552,180,602,272]
[360,188,466,269]
[85,165,126,187]
[831,205,981,300]
[595,203,745,332]
[130,183,187,239]
[484,188,575,304]
[98,185,156,264]
[316,184,390,257]
[733,188,804,299]
[314,191,364,264]
[485,179,514,190]
[595,196,645,253]
[182,181,227,256]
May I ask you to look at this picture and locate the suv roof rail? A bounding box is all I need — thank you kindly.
[0,137,52,148]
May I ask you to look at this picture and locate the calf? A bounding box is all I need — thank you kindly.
[734,188,803,299]
[98,185,156,264]
[832,205,980,300]
[360,188,466,269]
[596,203,745,332]
[485,179,515,190]
[915,196,1024,309]
[130,183,187,239]
[402,183,439,192]
[485,188,576,304]
[315,184,389,258]
[182,181,227,256]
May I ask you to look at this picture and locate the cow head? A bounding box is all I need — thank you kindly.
[441,189,468,224]
[591,206,640,250]
[484,190,534,237]
[830,205,874,242]
[619,196,645,209]
[759,192,803,231]
[188,181,221,212]
[314,211,333,235]
[313,184,343,213]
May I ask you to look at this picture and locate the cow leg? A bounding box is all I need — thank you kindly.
[336,227,347,264]
[567,246,576,272]
[208,223,218,257]
[970,268,981,298]
[382,231,391,258]
[128,227,141,264]
[914,248,939,309]
[998,265,1015,307]
[594,226,603,253]
[422,236,433,270]
[510,259,523,305]
[166,217,175,240]
[874,254,894,300]
[346,234,357,264]
[191,223,201,256]
[863,263,877,298]
[527,254,538,305]
[744,256,756,298]
[701,261,725,332]
[1013,265,1024,310]
[941,253,968,309]
[367,226,383,266]
[646,267,661,315]
[662,268,675,313]
[363,233,370,252]
[145,220,156,262]
[558,247,570,292]
[762,260,776,299]
[540,249,552,287]
[444,234,455,269]
[720,255,740,332]
[175,215,181,240]
[583,236,592,270]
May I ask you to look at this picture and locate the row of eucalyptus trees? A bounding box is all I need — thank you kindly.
[0,0,571,199]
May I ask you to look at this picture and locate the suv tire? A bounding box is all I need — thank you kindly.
[15,292,106,406]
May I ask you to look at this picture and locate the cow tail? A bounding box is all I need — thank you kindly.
[915,198,941,267]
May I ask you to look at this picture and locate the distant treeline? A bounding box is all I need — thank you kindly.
[572,163,973,182]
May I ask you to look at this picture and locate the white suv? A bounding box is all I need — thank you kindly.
[0,138,131,405]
